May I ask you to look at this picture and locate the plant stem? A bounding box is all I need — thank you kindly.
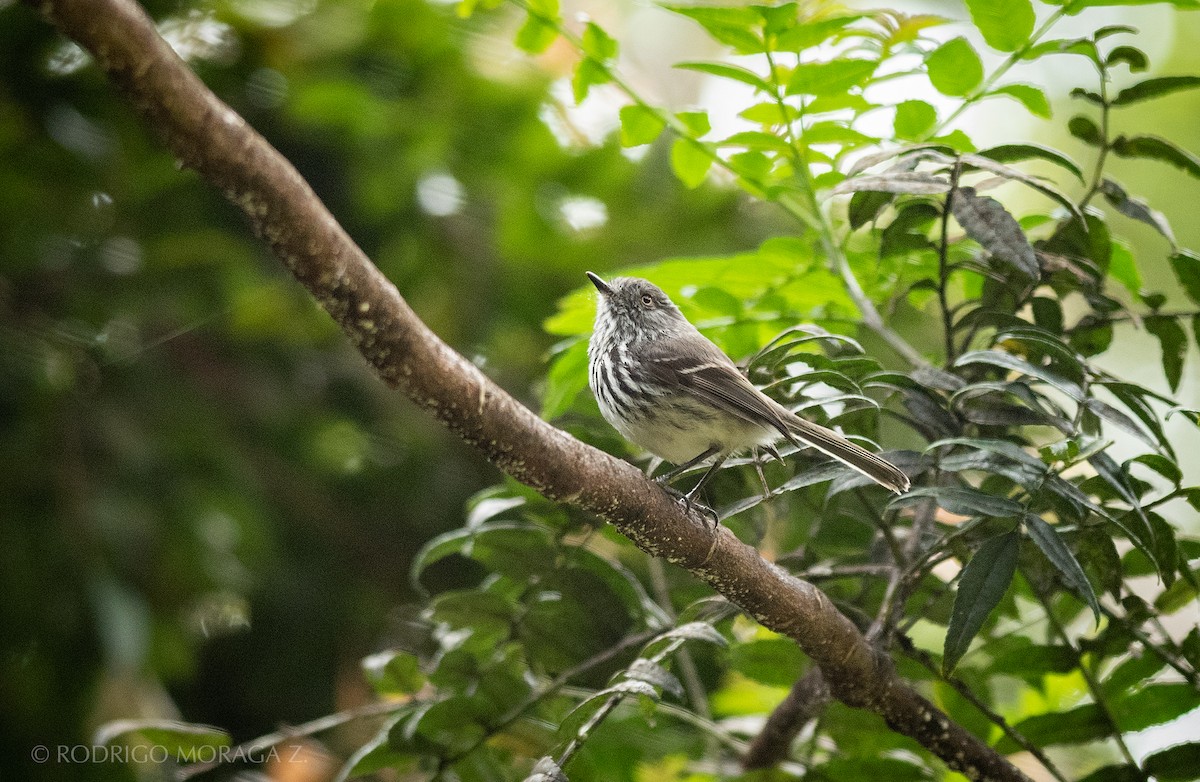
[938,159,963,365]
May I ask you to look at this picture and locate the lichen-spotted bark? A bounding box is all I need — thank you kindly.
[29,1,1031,779]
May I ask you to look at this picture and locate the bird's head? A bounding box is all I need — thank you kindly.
[586,272,688,340]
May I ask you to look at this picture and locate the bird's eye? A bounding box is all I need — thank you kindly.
[641,294,654,307]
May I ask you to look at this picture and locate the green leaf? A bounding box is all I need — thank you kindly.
[514,10,559,54]
[1146,315,1187,392]
[730,637,807,686]
[1115,683,1200,732]
[95,720,231,754]
[944,531,1019,674]
[1112,134,1200,179]
[927,38,984,97]
[965,0,1035,52]
[1023,513,1101,622]
[786,59,878,96]
[893,100,937,140]
[675,61,771,92]
[1068,115,1104,146]
[1005,704,1107,749]
[572,59,609,103]
[618,105,666,147]
[665,5,765,54]
[1144,742,1200,781]
[848,190,894,229]
[978,143,1084,182]
[1170,249,1200,304]
[581,21,617,61]
[670,138,714,188]
[950,187,1040,278]
[1112,75,1200,106]
[989,83,1052,117]
[676,110,711,137]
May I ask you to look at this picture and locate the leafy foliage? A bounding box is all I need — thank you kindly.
[11,0,1200,780]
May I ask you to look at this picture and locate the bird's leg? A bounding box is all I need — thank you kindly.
[682,454,728,528]
[653,446,724,527]
[751,448,771,501]
[654,445,721,485]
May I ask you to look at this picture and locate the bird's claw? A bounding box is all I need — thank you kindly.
[659,486,719,529]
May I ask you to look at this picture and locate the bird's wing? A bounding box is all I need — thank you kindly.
[640,335,791,431]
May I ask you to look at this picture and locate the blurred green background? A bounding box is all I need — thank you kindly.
[2,0,1198,779]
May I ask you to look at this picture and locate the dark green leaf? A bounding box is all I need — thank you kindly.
[927,37,984,96]
[951,187,1040,278]
[1078,765,1142,782]
[1085,398,1158,450]
[1106,45,1149,71]
[978,143,1084,182]
[675,61,772,92]
[987,84,1052,117]
[1146,315,1187,392]
[1112,134,1200,178]
[1087,452,1161,571]
[1023,513,1101,622]
[1144,743,1200,781]
[1005,704,1108,749]
[1169,249,1200,304]
[1070,87,1106,106]
[1115,683,1200,732]
[848,190,894,229]
[730,637,807,686]
[1102,652,1167,699]
[1068,115,1104,146]
[965,0,1034,51]
[943,531,1019,673]
[1112,75,1200,106]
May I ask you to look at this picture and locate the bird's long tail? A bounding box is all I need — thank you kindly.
[780,415,910,494]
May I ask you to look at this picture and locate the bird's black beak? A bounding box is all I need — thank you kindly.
[586,271,612,296]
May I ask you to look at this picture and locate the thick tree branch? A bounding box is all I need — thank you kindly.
[29,1,1029,779]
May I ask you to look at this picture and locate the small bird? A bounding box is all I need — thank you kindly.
[586,272,910,517]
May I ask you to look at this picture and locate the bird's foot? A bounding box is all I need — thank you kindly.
[659,484,719,529]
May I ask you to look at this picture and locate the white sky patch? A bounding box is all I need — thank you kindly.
[416,171,465,217]
[539,78,623,149]
[558,194,609,232]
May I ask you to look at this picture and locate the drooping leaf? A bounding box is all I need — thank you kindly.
[514,4,560,54]
[891,486,1023,518]
[988,84,1052,117]
[1106,45,1149,71]
[1112,75,1200,106]
[955,349,1085,401]
[1145,315,1187,392]
[1169,249,1200,304]
[625,658,684,698]
[1023,513,1102,622]
[950,187,1040,278]
[1099,179,1177,246]
[1112,134,1200,178]
[848,190,894,229]
[965,0,1035,52]
[927,37,984,96]
[943,531,1019,674]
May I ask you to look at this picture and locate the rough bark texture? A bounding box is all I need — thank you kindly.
[29,1,1030,779]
